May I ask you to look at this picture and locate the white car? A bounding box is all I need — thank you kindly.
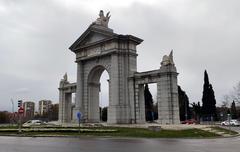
[221,120,230,126]
[221,120,240,126]
[230,119,240,126]
[23,120,45,127]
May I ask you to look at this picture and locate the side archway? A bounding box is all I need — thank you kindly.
[87,65,110,122]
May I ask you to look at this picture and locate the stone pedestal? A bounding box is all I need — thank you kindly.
[58,80,72,124]
[157,65,180,124]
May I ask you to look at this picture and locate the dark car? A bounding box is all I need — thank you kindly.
[181,119,197,124]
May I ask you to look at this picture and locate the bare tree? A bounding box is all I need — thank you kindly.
[231,82,240,104]
[221,95,231,107]
[222,81,240,106]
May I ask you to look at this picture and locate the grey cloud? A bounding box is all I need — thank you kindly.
[14,88,30,94]
[0,0,240,111]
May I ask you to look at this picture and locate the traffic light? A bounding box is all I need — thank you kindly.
[18,100,22,108]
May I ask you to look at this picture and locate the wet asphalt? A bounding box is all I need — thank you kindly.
[0,135,239,152]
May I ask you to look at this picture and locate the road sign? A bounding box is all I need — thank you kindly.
[18,107,24,114]
[77,112,81,120]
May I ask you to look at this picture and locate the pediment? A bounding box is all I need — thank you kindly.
[81,32,110,45]
[69,25,115,51]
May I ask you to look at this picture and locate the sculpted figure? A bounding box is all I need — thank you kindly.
[161,50,175,66]
[63,72,68,81]
[92,10,111,27]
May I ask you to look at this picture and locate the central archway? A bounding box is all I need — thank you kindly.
[99,70,109,122]
[87,65,110,122]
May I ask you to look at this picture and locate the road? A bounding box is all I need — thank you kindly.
[0,135,239,152]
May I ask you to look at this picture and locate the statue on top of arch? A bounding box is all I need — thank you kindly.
[92,10,111,28]
[60,72,68,83]
[63,72,68,81]
[59,72,69,87]
[161,50,175,66]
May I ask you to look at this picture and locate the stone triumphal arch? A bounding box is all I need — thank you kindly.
[59,11,180,124]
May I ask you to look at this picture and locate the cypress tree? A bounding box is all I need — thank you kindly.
[178,86,190,121]
[202,70,209,115]
[201,70,217,120]
[231,101,237,119]
[102,107,108,121]
[209,84,217,117]
[144,84,154,122]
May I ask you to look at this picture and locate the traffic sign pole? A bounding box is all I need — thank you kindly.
[18,107,24,133]
[78,119,80,133]
[227,113,231,134]
[77,112,81,133]
[18,113,22,133]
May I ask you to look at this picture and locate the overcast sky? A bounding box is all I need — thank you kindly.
[0,0,239,111]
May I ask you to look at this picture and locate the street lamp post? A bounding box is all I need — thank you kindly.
[11,99,14,113]
[227,113,231,133]
[10,99,14,125]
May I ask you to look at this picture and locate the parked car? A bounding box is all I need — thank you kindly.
[181,119,197,124]
[23,120,46,127]
[221,119,240,126]
[220,120,230,126]
[230,119,240,126]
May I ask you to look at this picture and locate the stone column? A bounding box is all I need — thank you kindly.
[65,93,72,123]
[107,79,111,122]
[128,78,136,123]
[157,65,180,124]
[137,84,146,123]
[59,79,69,124]
[73,62,84,123]
[108,54,119,124]
[58,87,64,124]
[88,82,100,122]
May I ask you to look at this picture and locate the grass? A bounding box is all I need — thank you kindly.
[0,126,220,138]
[78,127,219,138]
[0,125,18,129]
[210,126,238,135]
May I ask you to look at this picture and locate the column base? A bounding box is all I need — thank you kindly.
[72,107,84,123]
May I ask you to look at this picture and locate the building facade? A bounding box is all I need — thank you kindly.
[38,100,52,116]
[23,101,35,119]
